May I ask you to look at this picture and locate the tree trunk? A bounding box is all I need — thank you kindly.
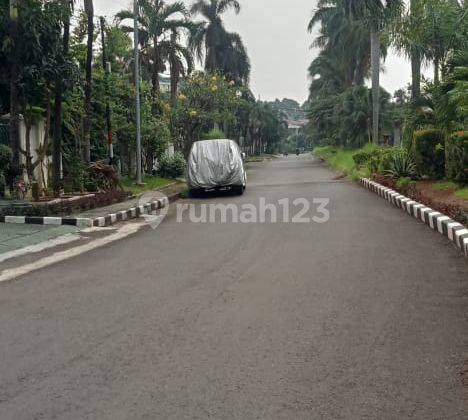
[410,0,421,101]
[152,36,160,99]
[433,57,440,84]
[52,6,71,195]
[9,0,20,171]
[82,0,94,164]
[169,32,179,107]
[370,30,380,145]
[411,49,421,100]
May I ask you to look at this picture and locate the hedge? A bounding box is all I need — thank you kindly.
[413,129,445,179]
[446,131,468,185]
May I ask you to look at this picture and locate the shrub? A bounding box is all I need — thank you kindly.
[0,173,5,198]
[352,150,372,167]
[158,152,186,178]
[383,150,417,179]
[201,128,226,140]
[445,131,468,185]
[413,129,445,178]
[396,177,416,189]
[0,144,12,172]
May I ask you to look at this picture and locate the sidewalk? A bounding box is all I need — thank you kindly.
[0,182,186,257]
[0,224,78,255]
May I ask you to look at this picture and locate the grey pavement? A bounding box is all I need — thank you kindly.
[0,223,78,255]
[0,155,467,419]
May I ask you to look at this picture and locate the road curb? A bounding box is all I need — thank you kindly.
[360,178,468,257]
[0,192,184,229]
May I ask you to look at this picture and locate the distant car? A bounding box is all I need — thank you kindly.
[187,139,247,196]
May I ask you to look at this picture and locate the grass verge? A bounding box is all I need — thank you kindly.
[313,145,371,180]
[121,176,176,196]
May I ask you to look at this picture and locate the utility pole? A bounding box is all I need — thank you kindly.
[133,0,142,184]
[100,17,113,164]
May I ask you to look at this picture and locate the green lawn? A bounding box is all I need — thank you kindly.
[433,181,468,200]
[121,176,176,196]
[313,145,371,180]
[454,188,468,200]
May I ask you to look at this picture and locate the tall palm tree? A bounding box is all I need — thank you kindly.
[82,0,94,163]
[222,31,250,84]
[392,0,424,101]
[355,0,402,144]
[8,0,20,169]
[117,0,192,99]
[164,29,194,105]
[308,0,372,88]
[52,0,74,194]
[190,0,241,72]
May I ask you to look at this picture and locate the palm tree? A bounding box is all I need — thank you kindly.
[82,0,94,163]
[8,0,20,170]
[355,0,402,144]
[190,0,241,72]
[117,0,192,99]
[308,0,372,88]
[52,0,74,194]
[164,29,194,105]
[217,31,250,84]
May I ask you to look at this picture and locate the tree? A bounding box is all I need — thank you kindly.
[8,0,20,170]
[355,0,402,144]
[166,29,194,105]
[82,0,94,163]
[52,0,74,194]
[190,0,250,83]
[117,0,193,100]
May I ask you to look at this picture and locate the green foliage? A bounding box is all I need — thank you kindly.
[121,176,175,195]
[201,128,226,140]
[445,131,468,184]
[384,150,417,179]
[190,0,250,84]
[158,152,186,179]
[396,177,416,189]
[0,144,12,172]
[413,129,445,178]
[171,72,242,154]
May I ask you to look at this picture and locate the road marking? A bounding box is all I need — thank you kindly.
[0,233,82,264]
[0,222,144,283]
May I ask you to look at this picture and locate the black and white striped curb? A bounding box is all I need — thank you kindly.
[0,197,171,229]
[0,216,93,228]
[92,197,169,227]
[361,178,468,257]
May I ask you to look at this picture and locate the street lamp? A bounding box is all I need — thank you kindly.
[134,0,142,184]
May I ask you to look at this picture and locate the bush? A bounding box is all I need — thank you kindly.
[445,131,468,185]
[0,144,12,172]
[352,150,372,167]
[0,173,5,198]
[413,129,445,178]
[384,150,417,179]
[201,128,226,140]
[396,177,416,189]
[158,152,186,178]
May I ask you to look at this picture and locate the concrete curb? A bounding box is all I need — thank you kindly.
[0,192,184,229]
[360,178,468,257]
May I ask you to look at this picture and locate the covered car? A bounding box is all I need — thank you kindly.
[187,139,246,195]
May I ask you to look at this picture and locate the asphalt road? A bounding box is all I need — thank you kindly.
[1,156,467,419]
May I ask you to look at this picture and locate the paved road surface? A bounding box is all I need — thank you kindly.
[1,156,467,419]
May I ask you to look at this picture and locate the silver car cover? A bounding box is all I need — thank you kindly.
[187,139,245,189]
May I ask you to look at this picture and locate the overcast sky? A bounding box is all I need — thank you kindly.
[96,0,427,104]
